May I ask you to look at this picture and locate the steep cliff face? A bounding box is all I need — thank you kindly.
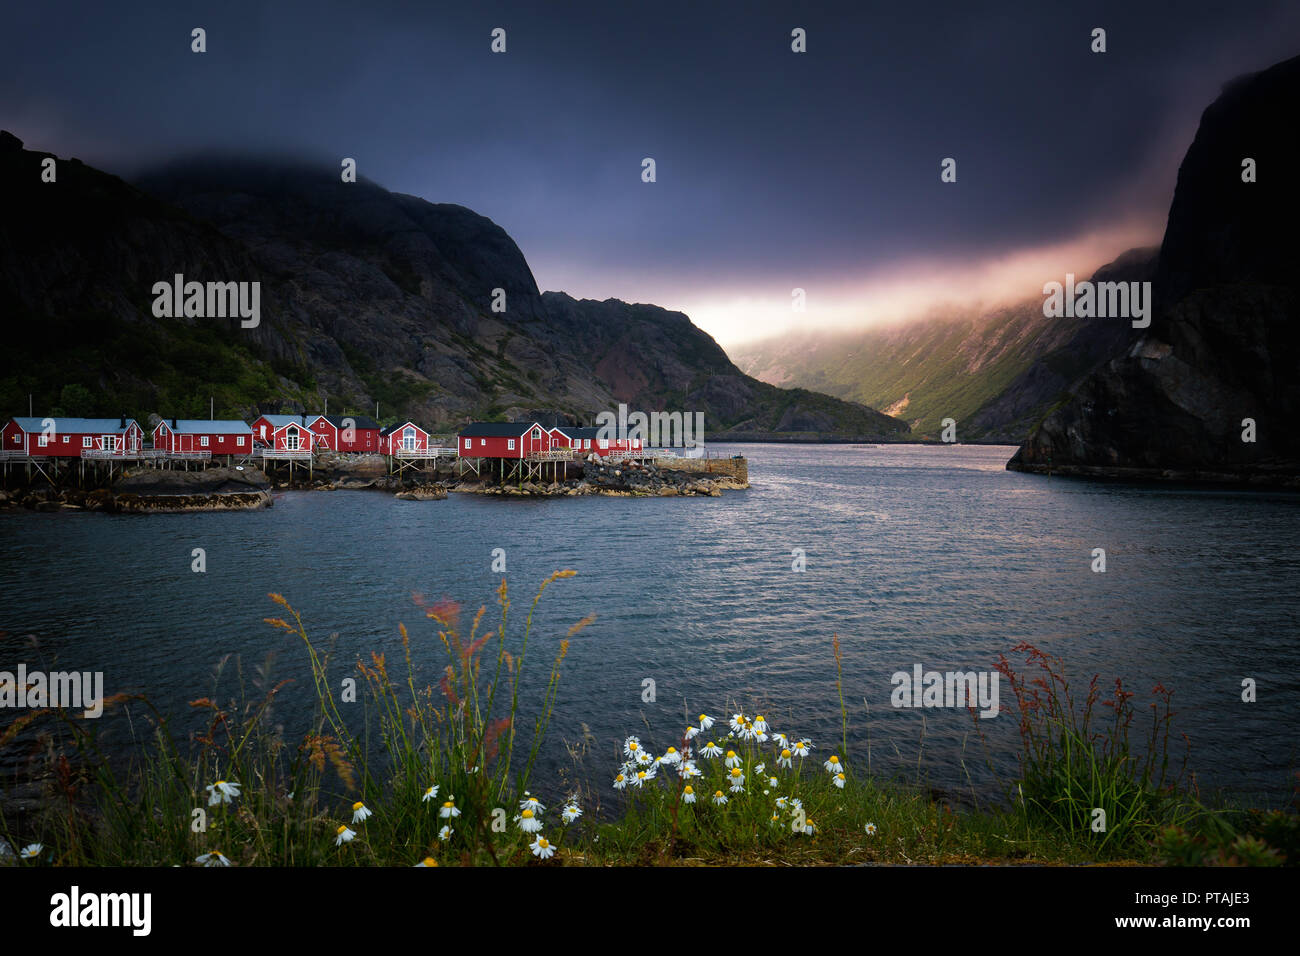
[0,136,905,438]
[1007,54,1300,483]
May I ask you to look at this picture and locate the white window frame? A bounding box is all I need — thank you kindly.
[200,435,209,447]
[83,436,93,448]
[463,438,471,449]
[237,436,245,446]
[507,439,515,451]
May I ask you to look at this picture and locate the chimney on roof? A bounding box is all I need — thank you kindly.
[171,418,177,429]
[120,415,126,428]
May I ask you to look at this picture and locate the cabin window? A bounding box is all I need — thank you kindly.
[531,427,541,439]
[201,436,209,447]
[598,438,608,449]
[83,437,92,448]
[479,438,485,446]
[10,434,17,443]
[237,436,245,446]
[103,436,117,451]
[463,438,471,449]
[287,429,300,451]
[403,427,416,451]
[62,435,69,443]
[508,439,515,451]
[38,435,48,447]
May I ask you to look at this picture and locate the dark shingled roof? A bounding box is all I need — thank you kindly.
[457,421,540,438]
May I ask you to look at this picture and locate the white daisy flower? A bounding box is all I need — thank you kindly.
[519,793,545,812]
[824,755,843,774]
[790,797,804,812]
[682,785,697,804]
[439,799,461,819]
[530,835,556,859]
[351,801,372,823]
[561,804,582,824]
[865,822,878,836]
[777,748,794,769]
[624,736,642,758]
[516,808,543,833]
[793,740,813,757]
[772,732,789,748]
[833,772,846,789]
[728,713,746,734]
[631,768,656,788]
[335,825,356,846]
[422,784,440,803]
[634,749,654,766]
[728,767,745,789]
[775,796,789,810]
[755,762,766,775]
[613,772,628,790]
[195,851,230,867]
[724,750,743,769]
[701,742,723,758]
[753,715,769,733]
[698,714,715,731]
[439,825,453,841]
[19,843,43,860]
[768,776,780,788]
[685,725,700,740]
[205,780,241,806]
[679,761,702,779]
[712,790,728,806]
[660,747,681,765]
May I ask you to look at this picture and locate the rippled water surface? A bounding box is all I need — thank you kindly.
[2,444,1298,803]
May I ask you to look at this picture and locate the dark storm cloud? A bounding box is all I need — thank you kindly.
[2,0,1297,338]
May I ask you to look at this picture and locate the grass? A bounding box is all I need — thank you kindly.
[0,577,1294,867]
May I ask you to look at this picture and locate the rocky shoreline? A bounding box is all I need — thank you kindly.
[0,459,748,513]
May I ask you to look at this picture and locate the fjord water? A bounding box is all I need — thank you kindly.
[2,444,1297,805]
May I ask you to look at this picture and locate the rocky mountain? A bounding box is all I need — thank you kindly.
[1008,54,1300,483]
[0,134,906,440]
[733,248,1156,441]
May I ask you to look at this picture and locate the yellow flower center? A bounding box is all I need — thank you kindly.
[684,786,694,794]
[522,809,533,819]
[666,747,676,754]
[730,768,742,777]
[422,857,437,866]
[782,749,792,758]
[829,756,840,764]
[726,750,736,758]
[336,825,348,835]
[629,742,638,751]
[538,838,549,848]
[443,801,453,808]
[352,801,364,811]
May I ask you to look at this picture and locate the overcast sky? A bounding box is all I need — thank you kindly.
[4,1,1297,344]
